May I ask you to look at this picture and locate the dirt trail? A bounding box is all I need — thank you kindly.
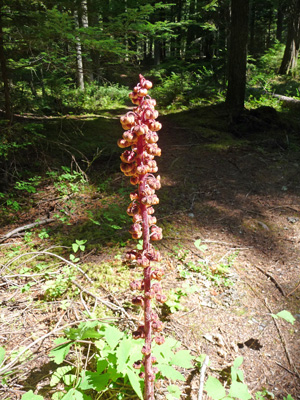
[155,110,300,399]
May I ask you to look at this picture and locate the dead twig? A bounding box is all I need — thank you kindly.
[265,299,300,379]
[254,265,286,296]
[0,319,98,375]
[198,355,209,400]
[3,250,93,284]
[287,280,300,297]
[0,218,55,243]
[71,280,136,328]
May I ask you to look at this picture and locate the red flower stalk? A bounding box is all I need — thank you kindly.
[118,75,165,400]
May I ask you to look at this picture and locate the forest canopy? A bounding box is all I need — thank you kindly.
[0,0,300,119]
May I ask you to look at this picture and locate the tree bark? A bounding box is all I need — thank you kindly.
[0,8,12,121]
[74,9,85,90]
[81,0,93,81]
[276,0,284,42]
[225,0,249,113]
[279,0,300,75]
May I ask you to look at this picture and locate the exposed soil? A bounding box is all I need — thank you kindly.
[0,106,299,400]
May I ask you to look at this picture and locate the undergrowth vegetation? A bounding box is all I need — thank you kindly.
[0,64,299,399]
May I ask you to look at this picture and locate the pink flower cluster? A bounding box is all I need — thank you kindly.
[118,75,165,399]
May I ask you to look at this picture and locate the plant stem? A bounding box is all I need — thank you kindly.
[137,133,154,400]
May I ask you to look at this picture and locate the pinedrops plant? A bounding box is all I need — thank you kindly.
[118,74,165,400]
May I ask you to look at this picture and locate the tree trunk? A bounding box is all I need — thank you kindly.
[276,0,284,42]
[279,0,300,75]
[225,0,249,113]
[81,0,93,81]
[0,8,12,121]
[74,9,85,90]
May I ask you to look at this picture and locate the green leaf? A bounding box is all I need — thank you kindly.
[167,384,181,399]
[152,337,180,363]
[61,389,84,400]
[78,371,110,391]
[111,224,122,230]
[159,364,185,381]
[170,350,193,368]
[116,337,133,373]
[194,239,208,251]
[50,366,74,386]
[21,391,44,400]
[52,393,64,400]
[127,367,144,399]
[233,356,244,370]
[229,381,251,400]
[49,338,72,365]
[65,321,101,340]
[63,374,76,386]
[0,346,5,365]
[272,310,295,325]
[72,243,79,253]
[100,324,124,350]
[204,376,226,400]
[97,359,109,373]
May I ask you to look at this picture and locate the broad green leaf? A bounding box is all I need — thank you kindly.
[194,239,208,251]
[62,374,76,386]
[126,367,143,400]
[170,350,193,368]
[50,338,72,365]
[233,356,244,370]
[97,359,109,373]
[159,364,185,381]
[100,324,124,350]
[204,376,226,400]
[61,389,84,400]
[21,391,44,400]
[52,393,64,400]
[50,366,74,386]
[152,337,180,363]
[78,371,110,391]
[0,346,5,365]
[236,369,244,382]
[272,310,295,325]
[65,321,101,340]
[107,363,122,381]
[116,337,133,373]
[167,384,181,399]
[229,381,251,400]
[128,339,144,366]
[72,243,79,253]
[284,396,294,400]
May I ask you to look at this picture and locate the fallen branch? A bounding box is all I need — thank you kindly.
[254,265,286,296]
[269,93,300,108]
[198,355,209,400]
[0,218,55,243]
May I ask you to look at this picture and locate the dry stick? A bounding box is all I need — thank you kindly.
[0,218,55,243]
[254,265,286,296]
[3,250,93,284]
[198,355,209,400]
[0,319,96,375]
[71,280,136,328]
[287,280,300,297]
[265,299,300,379]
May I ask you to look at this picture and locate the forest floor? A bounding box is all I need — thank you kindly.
[0,104,300,400]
